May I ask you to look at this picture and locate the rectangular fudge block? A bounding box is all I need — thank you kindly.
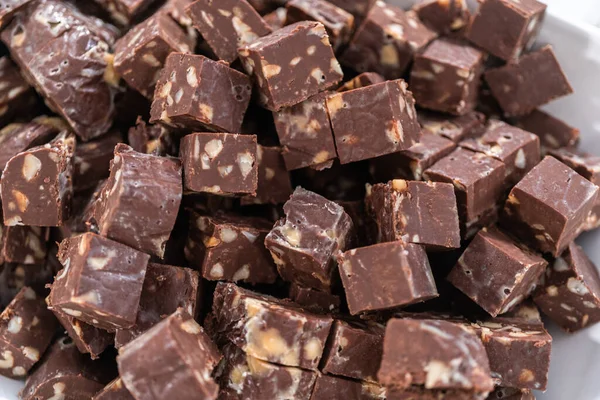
[413,0,470,34]
[240,145,293,205]
[310,375,386,400]
[513,109,579,151]
[419,110,486,142]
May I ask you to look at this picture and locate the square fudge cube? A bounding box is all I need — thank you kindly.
[48,233,150,331]
[485,46,573,117]
[447,227,547,317]
[367,180,461,250]
[264,187,353,291]
[240,145,293,205]
[274,92,338,170]
[179,132,258,195]
[118,309,221,400]
[186,0,272,63]
[466,0,546,61]
[93,0,158,26]
[501,156,599,256]
[418,110,486,142]
[533,242,600,332]
[327,80,421,164]
[338,241,438,314]
[514,109,580,151]
[311,375,386,400]
[289,283,341,314]
[114,13,194,98]
[238,21,343,111]
[2,226,48,265]
[150,53,252,133]
[336,72,385,92]
[413,0,470,34]
[410,38,485,115]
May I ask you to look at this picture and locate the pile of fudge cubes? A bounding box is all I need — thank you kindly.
[0,0,597,398]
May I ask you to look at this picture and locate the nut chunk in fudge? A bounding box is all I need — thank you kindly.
[410,38,485,116]
[212,282,333,370]
[150,53,252,133]
[187,0,272,63]
[118,309,221,400]
[89,144,182,258]
[366,180,461,250]
[0,287,57,378]
[265,187,353,291]
[327,80,421,164]
[238,21,343,111]
[49,233,150,331]
[1,132,75,227]
[501,156,599,257]
[413,0,470,34]
[533,242,600,332]
[378,319,494,393]
[448,227,547,317]
[338,241,438,315]
[179,132,258,195]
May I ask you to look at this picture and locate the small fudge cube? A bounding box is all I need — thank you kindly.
[94,378,134,400]
[289,283,341,314]
[466,0,546,61]
[150,53,252,133]
[187,0,271,63]
[238,21,343,111]
[419,110,486,142]
[0,119,61,171]
[413,0,470,34]
[2,226,48,265]
[447,227,547,317]
[338,241,438,315]
[274,92,337,170]
[411,38,485,116]
[89,144,182,258]
[501,156,599,256]
[93,0,158,26]
[1,132,75,227]
[240,145,293,205]
[337,72,385,92]
[179,132,258,195]
[514,109,580,151]
[327,80,421,164]
[72,131,122,193]
[0,57,39,126]
[311,375,386,400]
[533,242,600,332]
[485,46,573,117]
[114,13,194,98]
[0,287,57,378]
[49,233,150,331]
[264,187,353,291]
[366,180,461,250]
[118,309,221,400]
[378,318,494,392]
[212,282,333,370]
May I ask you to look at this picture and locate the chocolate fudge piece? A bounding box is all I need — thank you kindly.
[501,156,599,256]
[340,2,436,79]
[187,0,271,63]
[127,117,177,156]
[117,309,221,400]
[378,318,494,392]
[179,132,258,195]
[114,13,194,98]
[0,263,54,309]
[212,282,333,369]
[411,38,485,115]
[264,187,353,291]
[310,375,386,400]
[94,378,134,400]
[338,241,438,314]
[2,226,48,265]
[263,7,287,30]
[447,227,547,317]
[486,388,535,400]
[485,46,573,117]
[49,233,150,331]
[327,80,421,164]
[1,132,75,227]
[337,72,385,92]
[0,287,57,378]
[92,0,158,26]
[274,92,337,170]
[241,145,293,205]
[327,0,376,25]
[413,0,470,34]
[0,57,39,126]
[73,131,122,193]
[466,0,546,61]
[366,180,461,250]
[238,21,343,111]
[150,53,252,133]
[0,119,61,171]
[289,283,341,313]
[419,110,486,142]
[533,242,600,332]
[89,144,182,258]
[514,109,579,151]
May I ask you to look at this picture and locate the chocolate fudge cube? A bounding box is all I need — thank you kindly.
[179,132,258,195]
[93,0,158,26]
[419,110,486,142]
[238,21,343,111]
[0,118,61,172]
[0,263,54,309]
[514,109,580,151]
[2,226,48,265]
[274,92,337,170]
[150,53,252,133]
[73,131,122,193]
[501,156,599,256]
[337,72,385,92]
[327,80,421,164]
[0,57,39,126]
[264,187,353,291]
[311,375,387,400]
[94,378,134,400]
[485,46,573,117]
[289,283,341,314]
[533,242,600,332]
[49,233,150,331]
[448,227,547,317]
[241,145,293,205]
[341,2,436,79]
[466,0,546,61]
[413,0,470,34]
[411,38,485,115]
[118,309,221,400]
